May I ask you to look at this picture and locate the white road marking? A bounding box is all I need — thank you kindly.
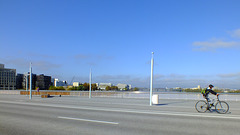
[58,116,119,125]
[1,100,240,120]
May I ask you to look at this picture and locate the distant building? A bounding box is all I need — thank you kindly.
[97,83,112,90]
[16,74,24,89]
[22,73,37,90]
[0,64,16,90]
[36,74,51,90]
[54,78,68,87]
[117,83,131,90]
[0,64,4,68]
[191,85,201,90]
[18,73,51,90]
[73,82,81,87]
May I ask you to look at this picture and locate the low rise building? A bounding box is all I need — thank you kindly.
[97,83,112,90]
[73,82,81,87]
[117,83,131,90]
[54,78,68,87]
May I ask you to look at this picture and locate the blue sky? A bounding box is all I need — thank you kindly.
[1,0,240,89]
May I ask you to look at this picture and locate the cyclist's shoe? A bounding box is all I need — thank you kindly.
[207,106,212,111]
[207,107,212,112]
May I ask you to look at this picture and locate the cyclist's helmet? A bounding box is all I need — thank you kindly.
[209,84,214,87]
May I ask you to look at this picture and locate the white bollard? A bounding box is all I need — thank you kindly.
[152,94,159,104]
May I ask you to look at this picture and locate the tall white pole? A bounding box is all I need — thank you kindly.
[29,62,32,99]
[89,68,92,99]
[150,52,154,106]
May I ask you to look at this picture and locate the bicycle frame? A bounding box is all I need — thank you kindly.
[205,96,218,108]
[216,96,224,109]
[195,95,229,114]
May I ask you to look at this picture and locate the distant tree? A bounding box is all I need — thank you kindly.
[56,86,65,90]
[105,86,111,91]
[67,86,77,90]
[77,85,84,90]
[49,86,57,90]
[49,86,66,90]
[111,86,118,90]
[83,82,89,90]
[91,84,97,90]
[133,87,139,91]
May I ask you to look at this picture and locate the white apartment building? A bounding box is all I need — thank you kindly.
[117,83,131,90]
[96,83,112,90]
[73,82,81,87]
[54,78,68,87]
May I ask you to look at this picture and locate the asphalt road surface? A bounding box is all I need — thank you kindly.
[0,95,240,135]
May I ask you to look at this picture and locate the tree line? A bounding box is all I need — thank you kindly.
[49,82,139,91]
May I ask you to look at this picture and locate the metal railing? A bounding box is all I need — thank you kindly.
[1,90,240,101]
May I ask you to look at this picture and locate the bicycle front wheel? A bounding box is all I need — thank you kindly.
[215,101,229,114]
[195,100,208,113]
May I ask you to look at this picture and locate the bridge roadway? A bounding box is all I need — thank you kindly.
[0,95,240,135]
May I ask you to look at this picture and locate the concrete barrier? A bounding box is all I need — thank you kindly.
[20,91,70,96]
[1,90,240,101]
[0,90,20,95]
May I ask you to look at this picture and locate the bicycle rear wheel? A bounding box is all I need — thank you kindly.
[215,101,229,114]
[195,100,208,113]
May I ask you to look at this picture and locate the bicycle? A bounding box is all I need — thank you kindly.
[195,95,229,114]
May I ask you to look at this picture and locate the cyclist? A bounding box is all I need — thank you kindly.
[203,84,219,110]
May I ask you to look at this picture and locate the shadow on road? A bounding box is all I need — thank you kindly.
[206,109,232,114]
[154,104,168,106]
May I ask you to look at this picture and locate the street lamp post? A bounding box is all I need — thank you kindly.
[89,68,92,99]
[150,52,154,106]
[29,62,32,99]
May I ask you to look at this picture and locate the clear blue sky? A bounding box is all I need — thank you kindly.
[1,0,240,89]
